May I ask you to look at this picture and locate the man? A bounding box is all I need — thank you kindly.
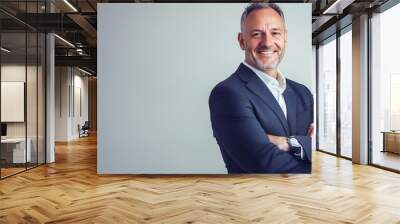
[209,3,314,173]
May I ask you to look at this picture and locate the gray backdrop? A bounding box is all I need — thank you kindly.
[98,3,311,174]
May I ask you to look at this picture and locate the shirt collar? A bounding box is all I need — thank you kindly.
[242,61,286,91]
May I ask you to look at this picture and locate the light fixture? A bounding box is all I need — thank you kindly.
[54,34,75,48]
[78,67,93,76]
[76,48,85,55]
[63,0,78,12]
[1,47,11,53]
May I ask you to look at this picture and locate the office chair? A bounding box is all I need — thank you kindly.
[79,121,90,138]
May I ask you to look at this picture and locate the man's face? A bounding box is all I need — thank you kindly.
[238,8,287,74]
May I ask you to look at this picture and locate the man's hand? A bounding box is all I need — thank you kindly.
[307,123,314,137]
[267,135,289,151]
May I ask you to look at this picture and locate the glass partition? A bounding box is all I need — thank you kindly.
[0,31,28,177]
[339,28,352,158]
[0,1,46,179]
[317,36,337,155]
[27,31,38,169]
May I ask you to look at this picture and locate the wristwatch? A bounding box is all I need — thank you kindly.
[287,137,304,160]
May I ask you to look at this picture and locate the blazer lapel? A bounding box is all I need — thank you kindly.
[283,86,297,136]
[236,64,290,136]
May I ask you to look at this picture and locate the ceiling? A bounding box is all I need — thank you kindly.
[0,0,393,75]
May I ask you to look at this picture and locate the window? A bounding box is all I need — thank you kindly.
[370,3,400,171]
[339,28,352,158]
[317,36,337,154]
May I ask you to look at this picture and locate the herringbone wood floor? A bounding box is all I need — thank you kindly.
[1,134,400,224]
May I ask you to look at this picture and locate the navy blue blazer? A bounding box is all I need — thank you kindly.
[209,63,313,173]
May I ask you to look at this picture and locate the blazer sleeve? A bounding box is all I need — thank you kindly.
[292,89,314,162]
[209,85,307,173]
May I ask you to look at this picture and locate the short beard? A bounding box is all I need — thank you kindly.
[250,51,280,71]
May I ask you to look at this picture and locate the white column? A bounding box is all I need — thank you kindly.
[45,0,56,163]
[46,33,55,163]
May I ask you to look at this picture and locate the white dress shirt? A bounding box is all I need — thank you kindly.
[243,62,287,118]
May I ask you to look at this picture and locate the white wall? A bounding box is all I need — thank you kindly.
[71,73,89,138]
[55,67,69,141]
[98,3,312,174]
[1,65,36,137]
[55,67,89,141]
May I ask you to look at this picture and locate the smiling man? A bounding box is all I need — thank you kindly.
[209,3,314,173]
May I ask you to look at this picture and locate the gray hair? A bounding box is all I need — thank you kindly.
[240,3,286,32]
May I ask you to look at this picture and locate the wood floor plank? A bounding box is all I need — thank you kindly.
[0,134,400,223]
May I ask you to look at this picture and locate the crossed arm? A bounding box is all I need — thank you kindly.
[268,123,314,152]
[209,85,313,173]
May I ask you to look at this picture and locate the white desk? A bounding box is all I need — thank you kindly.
[1,138,31,163]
